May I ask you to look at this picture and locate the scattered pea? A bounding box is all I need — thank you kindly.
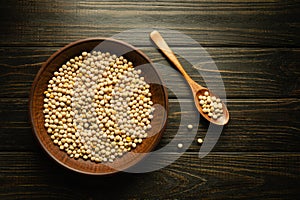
[187,124,193,130]
[197,138,203,144]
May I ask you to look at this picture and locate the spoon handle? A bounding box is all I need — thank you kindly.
[150,30,192,81]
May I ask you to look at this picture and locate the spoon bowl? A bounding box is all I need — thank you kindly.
[150,30,229,125]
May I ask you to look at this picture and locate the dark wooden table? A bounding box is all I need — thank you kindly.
[0,0,299,199]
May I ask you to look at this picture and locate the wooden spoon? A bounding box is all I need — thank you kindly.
[150,30,229,125]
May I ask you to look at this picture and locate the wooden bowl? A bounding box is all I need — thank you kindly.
[29,38,168,175]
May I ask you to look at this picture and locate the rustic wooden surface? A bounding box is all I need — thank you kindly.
[0,0,299,199]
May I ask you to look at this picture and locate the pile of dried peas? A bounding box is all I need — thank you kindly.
[43,51,154,163]
[198,91,223,119]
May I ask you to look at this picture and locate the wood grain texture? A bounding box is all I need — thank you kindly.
[0,0,299,198]
[0,47,299,98]
[1,98,299,152]
[0,152,299,199]
[0,0,299,47]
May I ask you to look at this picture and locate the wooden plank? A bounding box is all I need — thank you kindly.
[0,47,299,98]
[1,98,299,152]
[0,0,299,47]
[0,152,299,199]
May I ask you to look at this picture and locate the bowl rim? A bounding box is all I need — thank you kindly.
[29,37,168,175]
